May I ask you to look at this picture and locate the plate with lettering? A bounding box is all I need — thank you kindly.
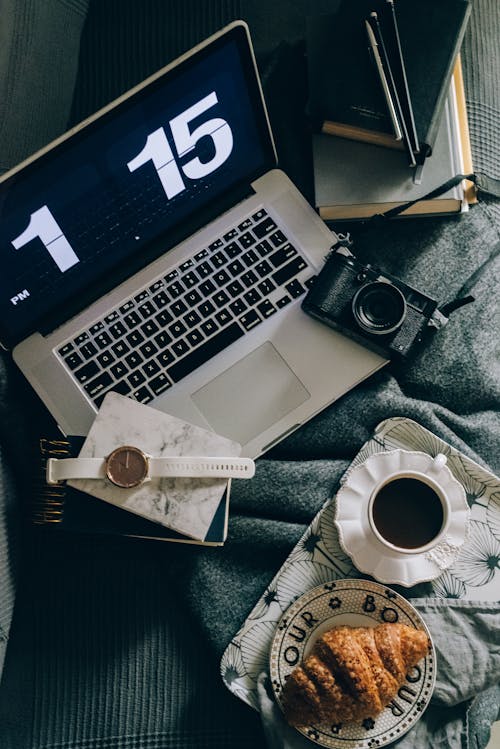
[269,579,436,749]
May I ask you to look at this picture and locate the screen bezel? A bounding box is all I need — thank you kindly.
[0,21,277,350]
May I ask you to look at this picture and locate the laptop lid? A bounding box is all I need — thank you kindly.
[0,21,276,350]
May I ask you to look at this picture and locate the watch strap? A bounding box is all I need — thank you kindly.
[46,455,255,484]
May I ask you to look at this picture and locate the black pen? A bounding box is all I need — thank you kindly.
[385,0,420,156]
[364,19,402,142]
[368,12,416,168]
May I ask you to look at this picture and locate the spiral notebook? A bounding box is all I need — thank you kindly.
[34,436,230,546]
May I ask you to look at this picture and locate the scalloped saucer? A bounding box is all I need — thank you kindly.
[334,450,470,586]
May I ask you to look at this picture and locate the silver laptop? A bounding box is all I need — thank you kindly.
[0,21,386,458]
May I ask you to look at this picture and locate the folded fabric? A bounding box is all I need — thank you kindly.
[257,598,500,749]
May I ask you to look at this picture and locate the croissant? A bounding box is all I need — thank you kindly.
[281,623,430,726]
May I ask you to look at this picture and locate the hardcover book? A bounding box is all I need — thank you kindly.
[307,0,471,161]
[313,61,475,221]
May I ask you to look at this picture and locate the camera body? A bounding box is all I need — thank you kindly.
[302,247,444,360]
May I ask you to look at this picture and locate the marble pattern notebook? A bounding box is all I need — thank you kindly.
[69,392,241,541]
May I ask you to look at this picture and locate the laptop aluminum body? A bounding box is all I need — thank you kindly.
[1,22,386,458]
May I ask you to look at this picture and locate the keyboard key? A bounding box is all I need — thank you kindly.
[164,269,178,283]
[154,331,172,349]
[253,217,277,238]
[242,249,259,267]
[172,339,190,357]
[227,280,244,297]
[243,288,261,306]
[150,373,172,395]
[186,329,204,347]
[255,239,273,257]
[89,322,104,335]
[213,291,229,308]
[255,260,272,277]
[272,257,307,286]
[104,310,119,324]
[185,290,202,306]
[215,309,233,326]
[257,278,276,296]
[140,320,160,337]
[167,322,244,383]
[257,300,277,318]
[269,244,298,268]
[241,270,258,288]
[124,311,141,328]
[239,231,255,248]
[223,228,238,241]
[133,386,154,404]
[84,371,113,398]
[184,311,201,328]
[58,342,74,357]
[139,341,158,359]
[214,269,230,286]
[270,230,287,247]
[125,351,143,368]
[168,321,187,339]
[74,360,100,383]
[138,301,156,318]
[134,290,149,303]
[96,351,115,368]
[194,248,209,261]
[239,310,262,331]
[128,370,146,388]
[126,330,145,347]
[182,270,199,288]
[238,218,253,231]
[80,342,98,359]
[208,238,223,252]
[200,318,219,336]
[198,300,215,317]
[119,300,134,314]
[179,258,193,272]
[197,261,213,278]
[95,331,113,349]
[142,360,161,378]
[157,350,175,367]
[252,208,267,222]
[156,309,174,328]
[110,362,128,379]
[199,279,216,297]
[74,332,89,346]
[305,275,316,289]
[285,279,306,298]
[167,280,185,298]
[149,280,164,293]
[225,241,240,259]
[276,295,292,308]
[109,321,127,339]
[111,340,130,357]
[170,299,188,316]
[211,251,227,268]
[229,298,247,316]
[153,290,169,308]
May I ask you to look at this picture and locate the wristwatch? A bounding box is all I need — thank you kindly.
[46,445,255,489]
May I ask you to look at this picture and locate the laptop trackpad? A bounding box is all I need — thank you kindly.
[191,342,310,446]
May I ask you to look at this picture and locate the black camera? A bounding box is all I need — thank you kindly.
[302,246,448,360]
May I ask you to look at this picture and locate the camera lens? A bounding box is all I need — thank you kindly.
[352,281,406,335]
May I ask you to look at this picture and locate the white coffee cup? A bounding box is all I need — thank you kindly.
[335,449,470,586]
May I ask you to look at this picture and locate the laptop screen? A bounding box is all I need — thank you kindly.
[0,22,276,349]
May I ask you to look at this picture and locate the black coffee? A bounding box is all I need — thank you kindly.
[372,477,444,549]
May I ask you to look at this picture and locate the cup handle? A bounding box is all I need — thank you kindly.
[427,453,447,476]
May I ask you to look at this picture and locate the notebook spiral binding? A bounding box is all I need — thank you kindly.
[33,438,72,524]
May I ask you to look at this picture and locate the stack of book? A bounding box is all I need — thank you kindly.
[307,0,475,221]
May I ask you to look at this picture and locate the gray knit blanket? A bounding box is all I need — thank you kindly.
[0,1,498,748]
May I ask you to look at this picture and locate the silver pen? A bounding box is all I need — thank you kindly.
[364,19,402,141]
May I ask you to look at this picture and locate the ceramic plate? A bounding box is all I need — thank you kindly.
[269,579,436,749]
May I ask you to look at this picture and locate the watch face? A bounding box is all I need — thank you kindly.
[105,445,149,488]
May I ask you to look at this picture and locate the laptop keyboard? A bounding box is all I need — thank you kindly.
[56,208,315,408]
